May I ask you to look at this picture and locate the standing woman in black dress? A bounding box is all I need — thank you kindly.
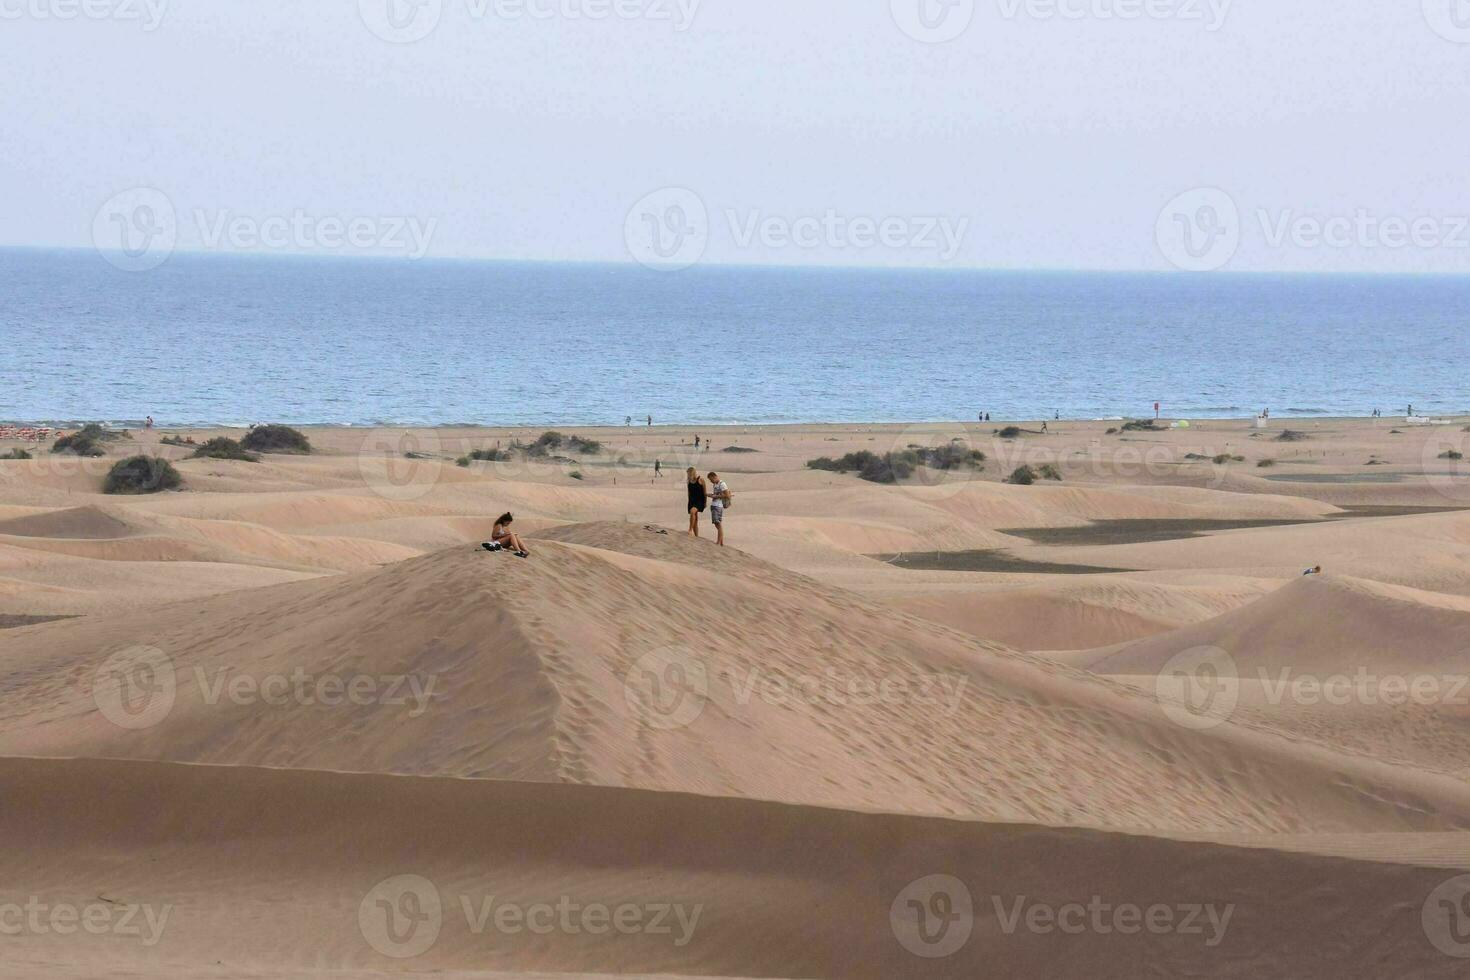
[686,467,707,537]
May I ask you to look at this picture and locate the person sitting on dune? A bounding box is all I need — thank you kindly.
[1303,565,1322,576]
[489,512,530,557]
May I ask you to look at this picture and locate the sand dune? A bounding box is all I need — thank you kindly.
[3,419,1469,977]
[4,756,1465,980]
[6,522,1470,836]
[1085,574,1470,676]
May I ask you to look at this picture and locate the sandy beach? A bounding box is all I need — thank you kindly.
[2,415,1470,977]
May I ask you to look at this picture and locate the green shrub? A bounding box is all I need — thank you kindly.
[1008,465,1037,485]
[997,426,1022,439]
[1441,450,1465,461]
[160,435,196,447]
[518,431,567,457]
[807,451,880,474]
[103,455,182,495]
[569,471,584,481]
[858,453,915,484]
[1,449,33,460]
[1213,454,1245,464]
[1257,459,1276,468]
[76,423,128,442]
[566,436,602,454]
[1037,463,1063,481]
[1121,419,1161,432]
[190,437,259,462]
[1275,430,1308,442]
[240,424,312,454]
[917,443,986,470]
[52,433,105,457]
[457,448,508,467]
[1105,427,1120,435]
[724,446,760,453]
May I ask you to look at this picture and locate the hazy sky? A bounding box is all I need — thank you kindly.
[4,0,1470,272]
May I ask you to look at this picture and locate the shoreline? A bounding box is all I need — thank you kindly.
[5,414,1466,433]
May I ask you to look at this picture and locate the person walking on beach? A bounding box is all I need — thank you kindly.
[707,471,729,547]
[686,468,707,537]
[654,459,662,478]
[647,415,653,427]
[694,434,701,450]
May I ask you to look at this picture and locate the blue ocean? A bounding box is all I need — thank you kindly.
[3,248,1466,426]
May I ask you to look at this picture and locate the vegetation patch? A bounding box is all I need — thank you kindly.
[51,433,105,457]
[1008,465,1037,485]
[104,455,182,495]
[1257,458,1276,468]
[161,435,197,447]
[996,426,1023,439]
[808,443,985,484]
[1213,454,1245,464]
[190,437,259,462]
[1120,419,1162,432]
[1,449,33,460]
[1440,450,1465,461]
[457,449,509,467]
[1275,429,1309,442]
[240,424,312,454]
[724,446,760,453]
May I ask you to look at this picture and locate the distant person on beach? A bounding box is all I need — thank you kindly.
[694,435,701,450]
[707,471,729,547]
[654,460,662,478]
[1041,422,1049,434]
[647,415,653,426]
[985,413,991,422]
[488,512,530,557]
[1302,565,1322,576]
[145,416,154,429]
[686,468,707,537]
